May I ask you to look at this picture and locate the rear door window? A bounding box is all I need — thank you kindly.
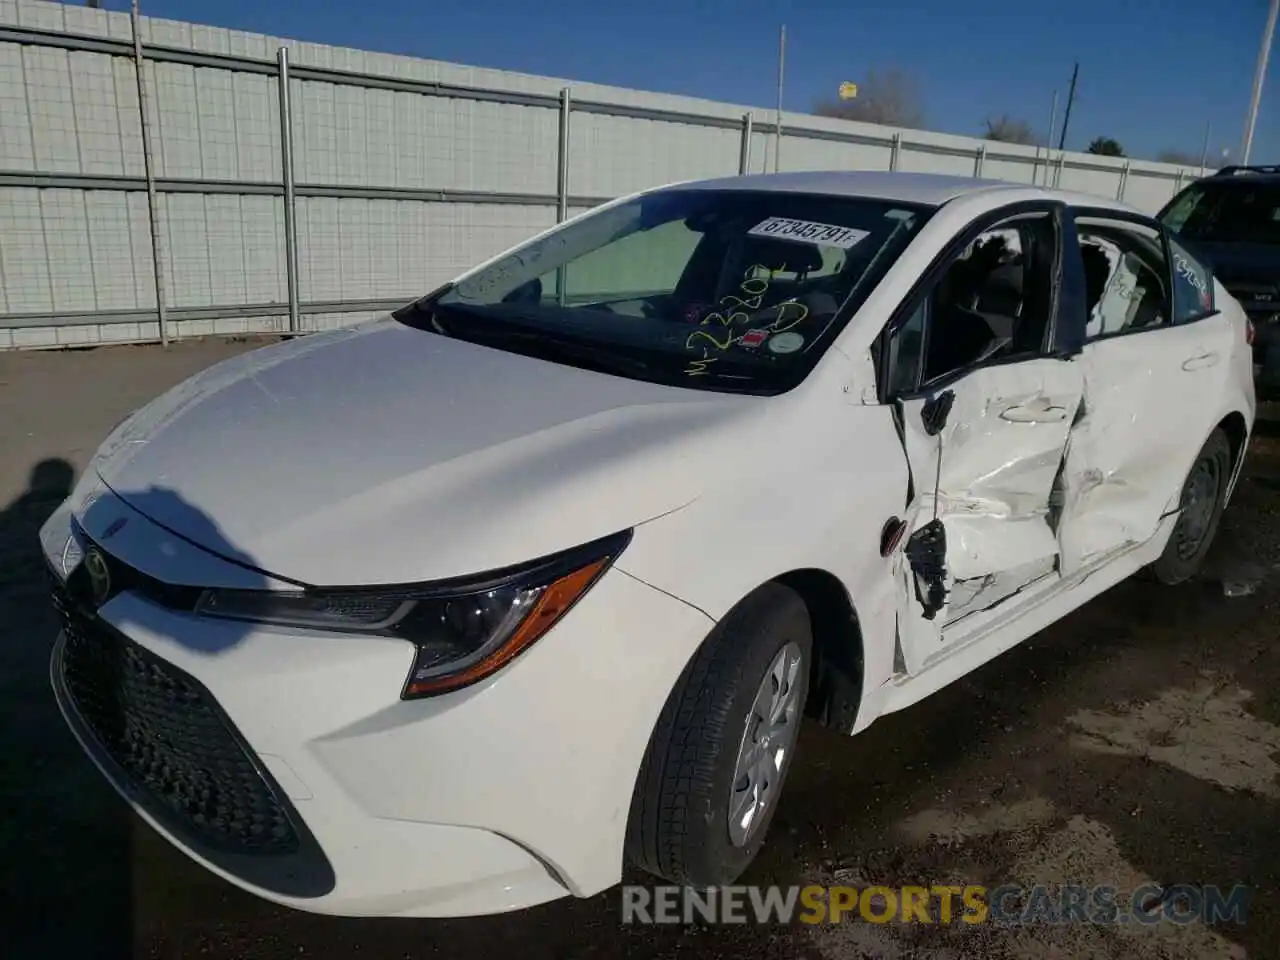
[1167,234,1216,322]
[1075,218,1171,339]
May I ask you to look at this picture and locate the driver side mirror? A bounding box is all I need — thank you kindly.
[920,389,955,436]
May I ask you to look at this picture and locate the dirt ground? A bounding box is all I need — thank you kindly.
[2,337,1278,960]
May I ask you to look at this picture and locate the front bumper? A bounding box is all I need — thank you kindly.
[41,495,715,918]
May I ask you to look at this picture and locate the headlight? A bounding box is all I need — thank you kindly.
[194,530,631,699]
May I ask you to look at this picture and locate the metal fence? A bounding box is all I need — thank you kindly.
[0,0,1207,350]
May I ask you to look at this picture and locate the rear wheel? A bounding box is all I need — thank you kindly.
[1150,428,1232,585]
[625,583,811,887]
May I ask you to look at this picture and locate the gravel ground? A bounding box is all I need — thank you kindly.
[2,337,1278,960]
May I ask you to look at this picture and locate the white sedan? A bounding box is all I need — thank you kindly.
[41,171,1254,918]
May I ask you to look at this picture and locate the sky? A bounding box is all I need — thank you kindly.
[98,0,1278,163]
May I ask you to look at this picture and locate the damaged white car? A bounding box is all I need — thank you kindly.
[42,171,1254,918]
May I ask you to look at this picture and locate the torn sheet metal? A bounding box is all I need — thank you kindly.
[894,359,1083,674]
[942,512,1062,583]
[945,556,1057,626]
[898,360,1082,575]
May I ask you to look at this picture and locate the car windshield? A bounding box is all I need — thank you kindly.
[1159,179,1280,245]
[397,189,931,394]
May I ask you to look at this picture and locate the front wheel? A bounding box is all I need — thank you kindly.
[625,583,812,887]
[1149,428,1232,585]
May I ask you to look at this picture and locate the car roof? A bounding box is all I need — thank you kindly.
[1188,170,1280,188]
[662,170,1141,215]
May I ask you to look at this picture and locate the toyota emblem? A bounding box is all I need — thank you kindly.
[84,548,112,606]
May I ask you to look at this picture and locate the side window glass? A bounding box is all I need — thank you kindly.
[921,216,1054,385]
[1159,186,1205,233]
[885,301,927,396]
[880,212,1057,395]
[1168,235,1215,322]
[1076,219,1171,338]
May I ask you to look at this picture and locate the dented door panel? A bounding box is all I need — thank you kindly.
[945,555,1057,625]
[1056,315,1235,574]
[895,359,1083,673]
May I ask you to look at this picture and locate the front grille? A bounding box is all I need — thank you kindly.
[52,576,299,856]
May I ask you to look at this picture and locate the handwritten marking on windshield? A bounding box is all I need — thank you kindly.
[1174,252,1210,306]
[682,264,810,376]
[685,358,718,377]
[687,327,736,352]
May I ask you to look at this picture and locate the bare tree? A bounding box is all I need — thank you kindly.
[982,114,1037,145]
[813,68,926,129]
[1156,149,1199,166]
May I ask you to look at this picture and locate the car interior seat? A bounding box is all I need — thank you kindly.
[738,237,825,283]
[1081,242,1111,317]
[1127,254,1168,329]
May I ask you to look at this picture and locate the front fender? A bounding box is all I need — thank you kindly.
[616,402,908,719]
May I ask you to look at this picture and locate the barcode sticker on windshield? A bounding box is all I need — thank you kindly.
[747,217,870,249]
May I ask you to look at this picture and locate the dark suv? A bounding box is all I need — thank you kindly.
[1158,164,1280,393]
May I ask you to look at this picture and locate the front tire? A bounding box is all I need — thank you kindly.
[1150,428,1232,585]
[625,583,812,887]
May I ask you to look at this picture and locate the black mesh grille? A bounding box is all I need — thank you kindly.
[52,576,299,856]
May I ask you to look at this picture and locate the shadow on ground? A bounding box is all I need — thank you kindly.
[0,459,136,958]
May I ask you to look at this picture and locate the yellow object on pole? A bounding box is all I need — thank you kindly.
[838,81,858,100]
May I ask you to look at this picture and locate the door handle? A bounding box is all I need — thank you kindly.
[1182,352,1220,371]
[999,400,1068,423]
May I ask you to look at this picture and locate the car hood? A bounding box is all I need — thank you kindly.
[92,318,766,586]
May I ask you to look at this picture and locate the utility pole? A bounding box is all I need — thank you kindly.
[1057,62,1079,151]
[1199,118,1212,174]
[774,24,786,173]
[132,0,168,346]
[1241,0,1279,164]
[1037,90,1058,185]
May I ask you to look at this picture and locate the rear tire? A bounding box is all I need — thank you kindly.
[625,583,812,887]
[1150,428,1232,585]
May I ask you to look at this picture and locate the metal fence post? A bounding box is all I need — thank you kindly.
[1173,169,1185,194]
[555,87,571,305]
[1116,159,1131,201]
[556,88,571,223]
[973,144,986,177]
[738,113,753,175]
[1054,153,1066,188]
[131,0,168,346]
[276,47,300,334]
[889,133,901,171]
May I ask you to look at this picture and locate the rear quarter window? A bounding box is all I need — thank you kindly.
[1168,235,1215,322]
